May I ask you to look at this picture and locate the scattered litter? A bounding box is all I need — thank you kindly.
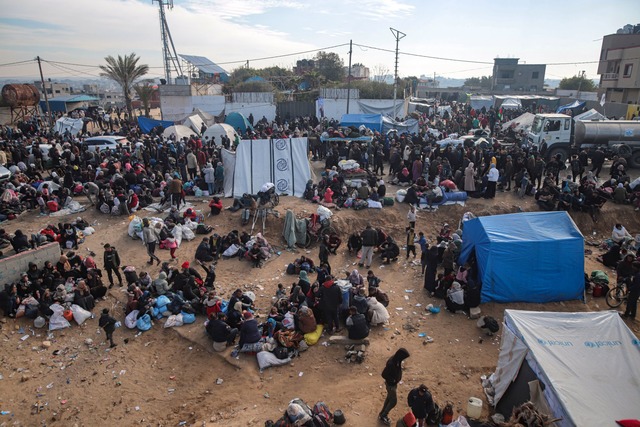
[418,333,426,338]
[20,335,30,341]
[46,383,54,389]
[415,304,422,307]
[119,370,126,376]
[188,347,193,350]
[264,393,270,398]
[135,406,140,411]
[405,289,414,293]
[169,375,176,380]
[395,307,403,311]
[0,411,10,415]
[216,378,223,385]
[423,336,434,344]
[168,388,175,393]
[61,400,67,405]
[298,372,304,377]
[404,296,409,300]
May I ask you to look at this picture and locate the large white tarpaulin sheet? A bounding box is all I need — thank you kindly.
[383,116,419,134]
[182,114,204,135]
[54,117,83,136]
[501,112,535,132]
[491,310,640,427]
[225,138,310,198]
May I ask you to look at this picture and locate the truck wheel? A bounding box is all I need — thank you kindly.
[629,151,640,169]
[548,147,568,163]
[617,144,632,158]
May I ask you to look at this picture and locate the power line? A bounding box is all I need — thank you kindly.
[353,43,494,65]
[0,59,36,67]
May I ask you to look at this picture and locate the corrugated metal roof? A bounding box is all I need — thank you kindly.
[179,54,227,75]
[49,95,100,103]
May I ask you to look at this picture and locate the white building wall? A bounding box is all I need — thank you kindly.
[316,98,403,121]
[226,102,276,122]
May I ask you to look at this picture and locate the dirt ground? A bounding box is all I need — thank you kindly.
[0,162,639,427]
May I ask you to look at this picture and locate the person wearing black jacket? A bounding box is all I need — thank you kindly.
[379,347,410,425]
[318,278,343,334]
[206,312,238,347]
[345,306,369,340]
[99,308,118,348]
[103,244,122,288]
[359,224,378,268]
[407,384,435,427]
[11,230,29,253]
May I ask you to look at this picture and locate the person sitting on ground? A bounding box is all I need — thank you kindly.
[368,286,390,307]
[445,281,465,313]
[612,223,632,245]
[195,238,215,263]
[367,270,381,288]
[207,312,238,352]
[10,229,29,253]
[347,233,363,254]
[367,295,390,325]
[348,269,365,288]
[296,305,317,334]
[247,242,265,268]
[345,306,369,340]
[352,287,369,314]
[238,310,261,351]
[227,301,244,329]
[380,236,400,264]
[209,196,223,215]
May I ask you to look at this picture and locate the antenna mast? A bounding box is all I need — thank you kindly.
[153,0,183,84]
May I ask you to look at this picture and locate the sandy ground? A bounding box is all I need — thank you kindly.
[0,162,639,427]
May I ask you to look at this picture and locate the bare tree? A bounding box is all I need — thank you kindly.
[372,64,390,83]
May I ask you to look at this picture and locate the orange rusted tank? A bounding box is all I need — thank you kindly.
[1,84,41,107]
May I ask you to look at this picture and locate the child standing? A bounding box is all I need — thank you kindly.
[99,308,118,348]
[407,205,416,229]
[275,283,287,300]
[406,227,416,259]
[36,191,47,216]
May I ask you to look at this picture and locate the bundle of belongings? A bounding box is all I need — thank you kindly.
[128,215,196,248]
[265,398,336,427]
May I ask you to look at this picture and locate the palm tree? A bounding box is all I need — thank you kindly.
[99,53,149,118]
[133,82,157,118]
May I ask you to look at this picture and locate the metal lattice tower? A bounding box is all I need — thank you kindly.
[153,0,183,84]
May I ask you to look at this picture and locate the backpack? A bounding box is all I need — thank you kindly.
[313,402,332,422]
[426,402,442,426]
[273,346,289,360]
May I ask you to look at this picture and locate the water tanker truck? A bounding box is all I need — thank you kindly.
[527,113,640,167]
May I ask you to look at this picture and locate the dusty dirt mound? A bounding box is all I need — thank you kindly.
[0,180,639,426]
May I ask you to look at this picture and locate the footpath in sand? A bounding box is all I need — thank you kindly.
[0,173,639,426]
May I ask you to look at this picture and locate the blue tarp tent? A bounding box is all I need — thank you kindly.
[340,114,383,133]
[225,112,253,134]
[459,211,584,303]
[556,100,586,114]
[137,117,174,134]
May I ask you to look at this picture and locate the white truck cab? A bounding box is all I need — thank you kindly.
[528,114,573,161]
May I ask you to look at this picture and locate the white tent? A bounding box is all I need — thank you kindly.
[486,310,640,427]
[222,138,310,198]
[54,117,83,136]
[500,98,522,110]
[182,114,204,135]
[574,108,606,122]
[162,125,195,141]
[501,112,535,132]
[203,123,238,146]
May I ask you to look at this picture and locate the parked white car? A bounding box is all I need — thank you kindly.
[82,136,131,153]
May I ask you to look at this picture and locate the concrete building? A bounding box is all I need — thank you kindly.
[597,29,640,104]
[344,63,370,80]
[491,58,546,92]
[34,81,72,98]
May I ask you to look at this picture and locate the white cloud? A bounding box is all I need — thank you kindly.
[185,0,304,19]
[342,0,414,20]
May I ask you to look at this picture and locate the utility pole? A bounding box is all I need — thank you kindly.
[390,28,406,120]
[36,56,52,128]
[346,39,353,114]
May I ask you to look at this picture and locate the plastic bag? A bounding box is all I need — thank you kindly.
[448,416,470,427]
[164,313,184,328]
[181,312,195,324]
[136,313,152,331]
[125,310,139,329]
[71,304,92,325]
[183,218,198,230]
[49,304,71,331]
[128,215,142,238]
[316,206,333,221]
[181,226,196,241]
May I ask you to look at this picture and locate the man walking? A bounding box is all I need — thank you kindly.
[359,224,378,269]
[622,268,640,320]
[99,308,118,348]
[379,347,410,425]
[103,243,123,288]
[318,277,342,334]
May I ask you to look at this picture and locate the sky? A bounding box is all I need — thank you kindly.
[0,0,637,82]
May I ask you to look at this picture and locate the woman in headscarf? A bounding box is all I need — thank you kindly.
[599,244,622,268]
[411,157,423,182]
[445,281,465,313]
[86,270,107,300]
[464,162,476,193]
[423,246,439,295]
[348,269,364,287]
[367,295,390,325]
[56,255,72,278]
[298,270,311,295]
[74,280,95,312]
[397,167,412,186]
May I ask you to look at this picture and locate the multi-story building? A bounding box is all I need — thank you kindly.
[491,58,546,92]
[597,25,640,104]
[344,63,370,80]
[34,81,72,98]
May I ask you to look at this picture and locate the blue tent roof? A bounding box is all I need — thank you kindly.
[340,114,383,132]
[459,211,584,303]
[137,116,174,134]
[225,112,253,134]
[556,100,586,114]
